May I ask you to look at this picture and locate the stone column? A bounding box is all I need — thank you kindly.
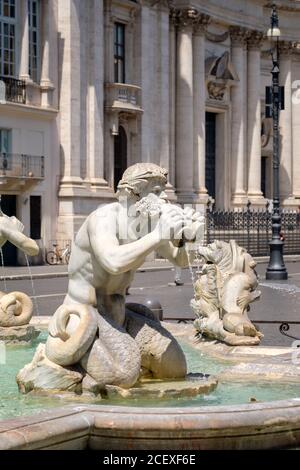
[279,41,295,204]
[138,2,152,164]
[292,57,300,198]
[87,0,109,191]
[175,8,197,203]
[230,26,248,205]
[58,0,83,190]
[158,3,174,197]
[168,10,176,189]
[247,31,264,204]
[193,13,210,203]
[104,4,114,84]
[40,0,56,107]
[19,0,30,80]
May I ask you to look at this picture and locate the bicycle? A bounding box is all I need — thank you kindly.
[46,242,71,265]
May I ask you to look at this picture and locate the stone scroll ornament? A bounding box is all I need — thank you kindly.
[17,163,208,397]
[191,240,263,346]
[0,204,39,343]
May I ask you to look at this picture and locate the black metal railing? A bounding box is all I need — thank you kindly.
[0,153,44,178]
[205,201,300,256]
[0,76,26,104]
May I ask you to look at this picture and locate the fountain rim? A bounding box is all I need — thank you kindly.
[1,398,300,449]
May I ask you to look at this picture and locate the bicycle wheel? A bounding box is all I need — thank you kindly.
[64,251,70,265]
[46,251,58,265]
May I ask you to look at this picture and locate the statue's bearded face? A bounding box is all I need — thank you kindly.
[133,177,168,218]
[137,177,167,201]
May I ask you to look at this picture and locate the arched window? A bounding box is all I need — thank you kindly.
[114,126,127,191]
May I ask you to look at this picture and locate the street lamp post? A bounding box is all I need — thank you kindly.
[266,3,288,280]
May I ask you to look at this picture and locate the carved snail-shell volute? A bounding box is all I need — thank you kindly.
[0,291,33,327]
[45,304,98,366]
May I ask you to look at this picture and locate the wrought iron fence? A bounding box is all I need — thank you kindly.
[0,76,26,104]
[0,153,44,178]
[205,201,300,256]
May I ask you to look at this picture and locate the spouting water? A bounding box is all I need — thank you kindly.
[186,242,204,339]
[0,248,7,292]
[186,243,203,293]
[24,254,40,316]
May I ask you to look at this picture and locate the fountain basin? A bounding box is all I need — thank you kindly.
[1,400,300,450]
[0,319,300,449]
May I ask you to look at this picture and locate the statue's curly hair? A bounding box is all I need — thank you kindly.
[116,163,168,198]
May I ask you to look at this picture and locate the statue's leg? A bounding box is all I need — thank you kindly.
[125,304,187,379]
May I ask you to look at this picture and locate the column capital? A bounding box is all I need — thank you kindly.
[193,13,211,36]
[151,0,174,11]
[229,26,249,47]
[278,40,295,56]
[247,30,264,50]
[170,7,199,31]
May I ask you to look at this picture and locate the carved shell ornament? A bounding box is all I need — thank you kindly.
[205,52,239,101]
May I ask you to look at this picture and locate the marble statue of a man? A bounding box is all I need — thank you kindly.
[18,163,204,394]
[65,163,202,324]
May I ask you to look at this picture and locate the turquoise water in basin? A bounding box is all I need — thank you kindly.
[0,332,299,420]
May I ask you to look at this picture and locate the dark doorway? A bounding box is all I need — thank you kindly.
[205,112,216,200]
[30,195,41,240]
[0,194,17,266]
[114,126,127,191]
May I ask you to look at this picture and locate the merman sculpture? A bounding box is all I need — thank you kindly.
[17,163,207,396]
[0,208,39,343]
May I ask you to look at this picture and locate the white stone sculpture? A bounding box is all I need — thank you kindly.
[191,240,263,346]
[0,211,39,343]
[17,163,205,395]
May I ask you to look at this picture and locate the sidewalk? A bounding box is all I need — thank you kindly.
[1,254,300,280]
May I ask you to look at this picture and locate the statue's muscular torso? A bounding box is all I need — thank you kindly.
[63,203,143,325]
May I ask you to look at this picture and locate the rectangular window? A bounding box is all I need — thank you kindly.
[0,128,11,171]
[0,0,15,77]
[0,128,10,153]
[114,23,125,83]
[28,0,40,82]
[30,195,41,239]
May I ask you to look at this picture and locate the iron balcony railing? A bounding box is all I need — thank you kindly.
[0,76,26,104]
[0,153,44,179]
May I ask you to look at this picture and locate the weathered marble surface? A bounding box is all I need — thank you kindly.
[191,240,263,346]
[0,324,40,345]
[105,373,218,399]
[17,344,83,394]
[218,362,300,383]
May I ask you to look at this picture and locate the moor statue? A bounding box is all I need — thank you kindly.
[18,163,204,394]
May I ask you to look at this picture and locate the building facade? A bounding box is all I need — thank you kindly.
[1,0,300,264]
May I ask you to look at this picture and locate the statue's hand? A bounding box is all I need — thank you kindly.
[182,208,205,242]
[154,204,184,242]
